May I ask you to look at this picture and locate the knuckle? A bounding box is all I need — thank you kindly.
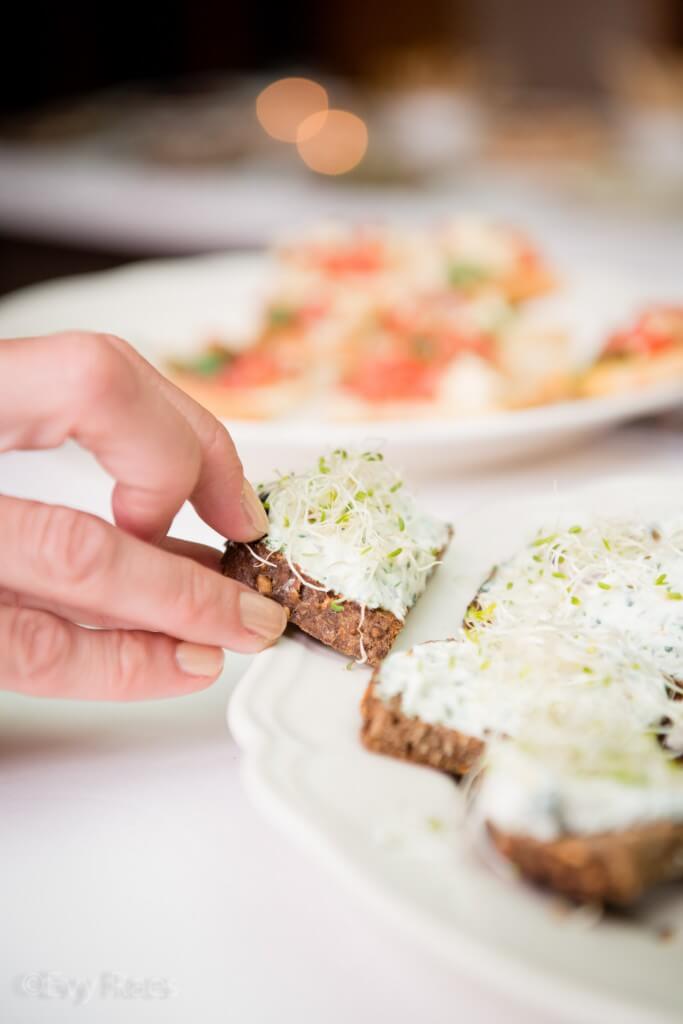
[195,412,240,473]
[8,608,72,684]
[173,562,221,627]
[65,332,133,408]
[207,420,242,479]
[104,631,150,699]
[31,505,111,588]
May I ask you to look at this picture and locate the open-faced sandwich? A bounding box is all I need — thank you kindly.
[164,217,575,422]
[581,305,683,398]
[333,290,571,419]
[361,515,683,904]
[482,715,683,907]
[222,449,451,666]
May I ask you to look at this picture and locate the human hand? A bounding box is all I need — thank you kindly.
[0,331,287,700]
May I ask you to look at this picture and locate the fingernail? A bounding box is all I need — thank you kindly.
[176,642,225,677]
[241,480,270,537]
[239,590,287,640]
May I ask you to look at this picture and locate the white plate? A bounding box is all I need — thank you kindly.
[0,253,680,478]
[229,476,683,1024]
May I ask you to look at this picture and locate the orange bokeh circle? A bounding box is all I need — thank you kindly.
[296,109,368,175]
[256,78,328,143]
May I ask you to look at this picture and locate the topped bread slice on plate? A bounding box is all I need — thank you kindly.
[222,449,451,666]
[360,514,683,903]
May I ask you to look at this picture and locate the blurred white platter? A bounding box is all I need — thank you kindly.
[229,476,683,1024]
[0,252,680,479]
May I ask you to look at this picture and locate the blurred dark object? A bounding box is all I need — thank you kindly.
[0,236,149,298]
[604,43,683,183]
[467,0,680,97]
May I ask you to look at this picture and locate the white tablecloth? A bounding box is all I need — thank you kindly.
[1,424,682,1024]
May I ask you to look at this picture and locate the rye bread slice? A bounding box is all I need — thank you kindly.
[360,675,484,775]
[488,820,683,906]
[221,541,402,667]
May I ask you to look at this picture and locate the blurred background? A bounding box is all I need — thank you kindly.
[1,0,682,296]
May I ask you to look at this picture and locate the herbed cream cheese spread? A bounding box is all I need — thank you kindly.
[256,449,450,621]
[375,516,683,836]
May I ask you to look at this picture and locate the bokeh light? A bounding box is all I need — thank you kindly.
[296,109,368,175]
[256,77,328,143]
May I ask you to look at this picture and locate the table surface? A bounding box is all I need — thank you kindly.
[1,423,682,1024]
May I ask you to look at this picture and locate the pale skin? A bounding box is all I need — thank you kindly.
[0,331,288,700]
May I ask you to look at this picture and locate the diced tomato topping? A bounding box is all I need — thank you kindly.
[379,307,495,364]
[298,298,331,324]
[515,239,541,270]
[604,306,683,358]
[432,329,495,362]
[342,354,439,401]
[218,350,285,388]
[306,240,386,276]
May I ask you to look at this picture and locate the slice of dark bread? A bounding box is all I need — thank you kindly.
[222,541,403,667]
[360,676,484,775]
[488,821,683,906]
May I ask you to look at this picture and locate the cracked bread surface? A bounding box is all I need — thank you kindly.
[488,820,683,906]
[222,541,403,666]
[360,676,484,775]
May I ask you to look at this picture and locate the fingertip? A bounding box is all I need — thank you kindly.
[175,642,225,679]
[238,590,288,642]
[237,480,270,541]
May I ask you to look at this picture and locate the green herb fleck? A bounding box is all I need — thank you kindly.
[532,533,557,547]
[268,305,294,328]
[447,262,488,289]
[426,816,444,832]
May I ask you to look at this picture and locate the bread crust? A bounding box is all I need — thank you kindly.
[579,349,683,399]
[221,541,403,667]
[360,676,484,775]
[488,820,683,906]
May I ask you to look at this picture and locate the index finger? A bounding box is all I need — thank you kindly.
[0,332,268,543]
[105,332,269,542]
